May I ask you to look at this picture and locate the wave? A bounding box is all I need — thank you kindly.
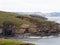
[28,36,55,39]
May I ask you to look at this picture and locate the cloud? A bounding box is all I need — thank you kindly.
[0,0,60,12]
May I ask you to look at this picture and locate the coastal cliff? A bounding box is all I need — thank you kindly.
[0,11,60,37]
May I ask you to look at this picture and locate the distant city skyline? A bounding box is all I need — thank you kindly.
[0,0,60,13]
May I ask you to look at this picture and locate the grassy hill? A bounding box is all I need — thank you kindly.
[0,11,47,27]
[0,11,60,37]
[0,11,32,27]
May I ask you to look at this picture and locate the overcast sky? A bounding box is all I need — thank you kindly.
[0,0,60,13]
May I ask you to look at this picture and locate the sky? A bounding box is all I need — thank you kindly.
[0,0,60,13]
[47,17,60,23]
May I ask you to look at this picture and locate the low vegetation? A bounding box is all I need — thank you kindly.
[0,38,35,45]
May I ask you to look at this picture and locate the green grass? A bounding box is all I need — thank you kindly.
[0,38,35,45]
[0,11,32,27]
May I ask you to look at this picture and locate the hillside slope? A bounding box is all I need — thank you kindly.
[0,11,60,37]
